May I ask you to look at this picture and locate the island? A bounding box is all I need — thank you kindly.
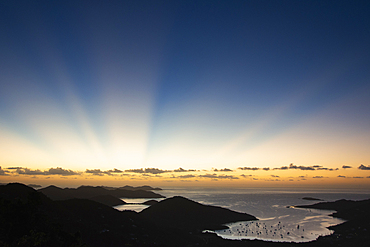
[294,198,370,246]
[301,197,323,201]
[38,185,164,206]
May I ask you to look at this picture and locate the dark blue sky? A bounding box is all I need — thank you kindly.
[0,0,369,170]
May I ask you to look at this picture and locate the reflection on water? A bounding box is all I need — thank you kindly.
[160,187,367,243]
[120,198,162,204]
[112,187,367,242]
[114,204,149,212]
[209,208,345,243]
[114,198,163,212]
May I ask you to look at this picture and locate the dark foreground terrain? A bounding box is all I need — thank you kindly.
[0,183,369,247]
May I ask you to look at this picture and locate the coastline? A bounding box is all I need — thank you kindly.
[1,183,369,246]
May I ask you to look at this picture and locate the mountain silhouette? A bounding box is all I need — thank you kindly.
[39,185,164,201]
[140,196,257,232]
[2,183,369,246]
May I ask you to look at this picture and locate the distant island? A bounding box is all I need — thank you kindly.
[38,185,164,206]
[302,197,323,201]
[102,185,162,191]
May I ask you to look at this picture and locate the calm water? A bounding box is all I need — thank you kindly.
[115,187,370,243]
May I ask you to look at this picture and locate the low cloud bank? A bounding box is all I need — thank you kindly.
[0,166,9,176]
[8,167,80,176]
[358,164,370,170]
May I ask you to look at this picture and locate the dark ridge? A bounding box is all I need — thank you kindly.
[0,183,81,246]
[39,185,165,201]
[89,195,126,206]
[302,197,323,201]
[0,183,157,246]
[0,183,44,202]
[295,198,370,246]
[140,196,257,231]
[3,183,370,246]
[27,184,42,188]
[120,185,162,191]
[295,198,370,213]
[142,199,158,205]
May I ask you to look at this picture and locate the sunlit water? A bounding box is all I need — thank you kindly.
[115,187,370,243]
[114,198,162,212]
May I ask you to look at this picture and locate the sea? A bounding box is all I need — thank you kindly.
[114,187,370,243]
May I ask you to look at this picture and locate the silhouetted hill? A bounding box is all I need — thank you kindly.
[143,199,159,205]
[0,183,159,246]
[0,183,43,202]
[89,195,126,206]
[4,183,369,247]
[55,198,151,246]
[296,198,367,212]
[302,197,322,201]
[140,196,257,232]
[296,198,370,247]
[120,185,162,191]
[0,183,81,246]
[39,185,164,201]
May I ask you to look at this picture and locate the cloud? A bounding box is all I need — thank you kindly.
[238,167,260,171]
[198,174,239,179]
[217,175,239,179]
[198,174,218,179]
[316,167,339,171]
[214,168,233,172]
[15,168,47,175]
[173,167,197,172]
[106,168,123,173]
[289,163,315,171]
[342,165,352,169]
[178,174,196,179]
[0,166,9,176]
[262,167,270,171]
[353,176,364,179]
[271,175,280,178]
[9,167,80,176]
[85,169,124,176]
[273,163,338,171]
[273,166,288,170]
[313,176,324,178]
[48,167,80,176]
[85,169,106,176]
[358,164,370,170]
[125,168,169,174]
[338,175,346,178]
[240,174,252,178]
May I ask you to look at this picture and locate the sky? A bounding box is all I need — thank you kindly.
[1,0,370,188]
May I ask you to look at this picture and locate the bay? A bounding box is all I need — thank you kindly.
[116,187,370,243]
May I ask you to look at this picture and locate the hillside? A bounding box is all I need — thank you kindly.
[296,198,370,246]
[140,196,257,232]
[39,185,164,202]
[0,183,260,247]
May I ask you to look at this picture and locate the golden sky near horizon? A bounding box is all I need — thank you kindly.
[1,1,370,189]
